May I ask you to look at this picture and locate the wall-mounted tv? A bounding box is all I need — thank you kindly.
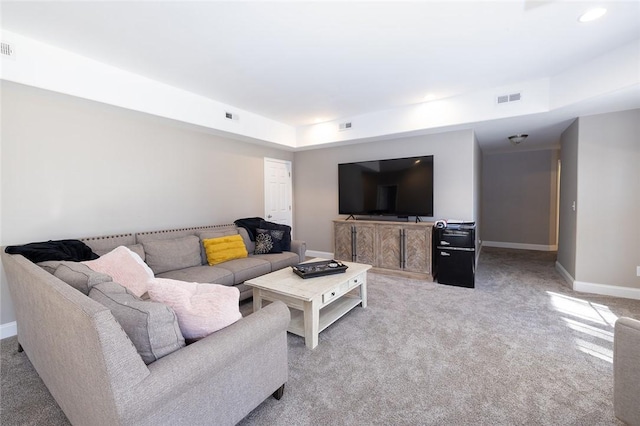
[339,155,434,218]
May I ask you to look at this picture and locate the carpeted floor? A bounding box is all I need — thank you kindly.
[2,248,639,425]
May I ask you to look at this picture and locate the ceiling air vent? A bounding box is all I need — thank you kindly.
[497,92,522,104]
[1,41,15,59]
[224,111,238,121]
[339,122,352,131]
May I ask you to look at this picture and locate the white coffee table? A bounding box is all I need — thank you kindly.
[245,259,371,349]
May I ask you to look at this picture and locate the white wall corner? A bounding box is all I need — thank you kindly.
[296,78,551,148]
[550,39,640,109]
[0,30,296,148]
[1,321,17,339]
[555,261,574,289]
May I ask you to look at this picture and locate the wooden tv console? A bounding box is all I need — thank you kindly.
[333,219,433,280]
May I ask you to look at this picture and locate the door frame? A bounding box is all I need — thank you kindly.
[263,157,293,228]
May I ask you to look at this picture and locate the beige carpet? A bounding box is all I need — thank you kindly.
[2,248,639,425]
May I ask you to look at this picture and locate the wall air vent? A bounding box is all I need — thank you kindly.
[338,122,352,131]
[1,41,15,59]
[497,92,522,104]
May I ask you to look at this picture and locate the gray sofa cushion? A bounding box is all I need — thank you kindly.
[90,243,146,261]
[155,265,235,286]
[251,252,300,271]
[81,234,136,255]
[89,281,185,364]
[38,260,112,295]
[237,228,255,253]
[124,244,146,261]
[216,258,271,284]
[142,235,201,275]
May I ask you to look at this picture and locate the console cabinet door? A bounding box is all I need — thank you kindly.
[334,220,433,279]
[354,224,376,265]
[376,224,403,271]
[334,222,353,261]
[404,226,431,274]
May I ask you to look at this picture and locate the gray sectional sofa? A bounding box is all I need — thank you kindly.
[2,223,306,425]
[614,317,640,425]
[82,223,306,301]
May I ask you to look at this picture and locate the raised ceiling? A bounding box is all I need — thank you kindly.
[1,1,639,151]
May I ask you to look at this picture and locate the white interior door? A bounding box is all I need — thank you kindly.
[264,158,292,227]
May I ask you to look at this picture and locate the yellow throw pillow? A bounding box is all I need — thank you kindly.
[202,234,248,266]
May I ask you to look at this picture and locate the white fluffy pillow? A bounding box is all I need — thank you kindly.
[147,278,242,339]
[83,246,154,297]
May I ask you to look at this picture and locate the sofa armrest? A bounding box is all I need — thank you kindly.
[141,300,289,385]
[614,317,640,425]
[290,239,306,263]
[119,301,290,425]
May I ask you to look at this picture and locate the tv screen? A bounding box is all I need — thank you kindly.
[339,155,434,217]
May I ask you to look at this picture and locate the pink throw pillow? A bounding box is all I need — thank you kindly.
[147,278,242,339]
[83,246,154,297]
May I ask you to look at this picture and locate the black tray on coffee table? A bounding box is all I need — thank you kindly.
[291,260,348,279]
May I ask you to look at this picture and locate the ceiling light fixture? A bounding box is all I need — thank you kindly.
[578,8,607,23]
[508,134,528,145]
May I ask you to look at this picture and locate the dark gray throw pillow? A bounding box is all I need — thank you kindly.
[258,221,291,251]
[89,282,185,364]
[38,260,112,295]
[254,228,284,254]
[141,235,201,274]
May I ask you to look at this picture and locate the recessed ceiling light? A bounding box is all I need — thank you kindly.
[578,8,607,23]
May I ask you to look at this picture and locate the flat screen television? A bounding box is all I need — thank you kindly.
[338,155,434,218]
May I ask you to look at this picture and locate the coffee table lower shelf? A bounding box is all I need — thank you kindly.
[246,259,371,349]
[288,295,362,337]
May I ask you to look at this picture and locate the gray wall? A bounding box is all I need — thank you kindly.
[482,149,559,247]
[558,120,579,277]
[574,109,640,288]
[0,81,293,326]
[293,130,478,253]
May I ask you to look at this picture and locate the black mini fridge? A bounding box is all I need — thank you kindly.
[433,222,476,288]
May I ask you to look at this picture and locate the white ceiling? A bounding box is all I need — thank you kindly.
[1,0,639,151]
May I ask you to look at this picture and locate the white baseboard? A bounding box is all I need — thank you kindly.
[306,250,334,259]
[483,241,558,251]
[1,321,17,339]
[555,261,640,300]
[555,261,574,288]
[573,281,640,300]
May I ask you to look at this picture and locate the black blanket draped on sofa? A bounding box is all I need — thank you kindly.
[5,240,99,263]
